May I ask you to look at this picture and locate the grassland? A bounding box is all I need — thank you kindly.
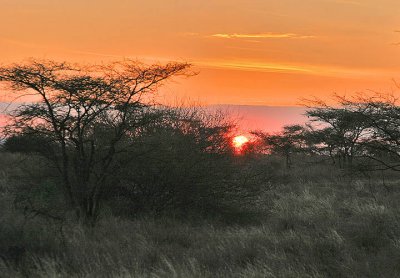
[1,154,400,277]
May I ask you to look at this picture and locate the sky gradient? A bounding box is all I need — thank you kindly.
[0,0,399,130]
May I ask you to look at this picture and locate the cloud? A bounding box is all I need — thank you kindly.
[210,33,315,39]
[193,60,392,78]
[328,0,363,5]
[180,32,200,37]
[195,60,314,74]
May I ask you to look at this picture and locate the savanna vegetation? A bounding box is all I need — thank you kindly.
[1,60,400,277]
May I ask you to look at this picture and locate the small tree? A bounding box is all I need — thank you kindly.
[305,97,371,168]
[112,107,241,215]
[0,59,191,223]
[253,124,307,169]
[341,96,400,171]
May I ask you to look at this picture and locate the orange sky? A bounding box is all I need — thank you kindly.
[0,0,399,107]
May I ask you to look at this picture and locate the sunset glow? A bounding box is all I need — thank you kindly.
[232,135,249,150]
[0,0,399,131]
[1,0,399,106]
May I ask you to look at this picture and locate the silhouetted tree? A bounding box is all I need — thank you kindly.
[0,59,191,223]
[110,107,265,216]
[253,124,308,169]
[337,95,400,171]
[305,97,371,168]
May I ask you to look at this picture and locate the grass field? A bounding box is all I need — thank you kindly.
[1,154,400,277]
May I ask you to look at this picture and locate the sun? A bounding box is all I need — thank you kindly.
[232,135,249,149]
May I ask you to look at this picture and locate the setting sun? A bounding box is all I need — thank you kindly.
[232,135,249,149]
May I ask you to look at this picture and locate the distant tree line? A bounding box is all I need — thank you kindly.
[252,94,400,172]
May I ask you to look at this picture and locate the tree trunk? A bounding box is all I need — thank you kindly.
[285,153,291,169]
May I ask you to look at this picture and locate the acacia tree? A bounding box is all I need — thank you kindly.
[338,95,400,171]
[0,59,191,223]
[303,94,400,171]
[305,97,371,168]
[253,124,308,169]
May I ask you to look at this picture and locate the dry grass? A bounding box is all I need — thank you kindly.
[1,156,400,277]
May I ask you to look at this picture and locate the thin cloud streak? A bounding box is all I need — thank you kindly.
[193,60,396,78]
[210,33,315,39]
[202,61,313,73]
[328,0,364,5]
[193,60,318,75]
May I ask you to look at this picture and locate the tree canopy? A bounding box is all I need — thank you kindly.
[0,59,192,223]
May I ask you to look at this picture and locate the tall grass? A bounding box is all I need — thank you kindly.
[1,154,400,277]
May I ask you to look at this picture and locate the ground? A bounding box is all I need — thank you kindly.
[1,154,400,277]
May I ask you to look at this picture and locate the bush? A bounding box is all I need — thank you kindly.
[107,107,266,217]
